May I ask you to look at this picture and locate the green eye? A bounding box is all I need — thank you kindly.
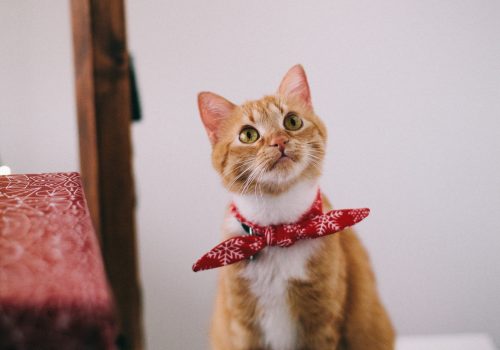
[239,127,260,144]
[283,113,303,131]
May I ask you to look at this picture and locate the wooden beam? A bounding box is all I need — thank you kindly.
[70,1,144,349]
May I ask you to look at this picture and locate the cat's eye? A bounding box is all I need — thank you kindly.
[283,113,303,131]
[239,127,260,144]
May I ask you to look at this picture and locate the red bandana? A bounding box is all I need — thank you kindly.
[192,191,370,272]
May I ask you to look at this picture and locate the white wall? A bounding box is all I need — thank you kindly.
[1,1,499,349]
[0,1,77,173]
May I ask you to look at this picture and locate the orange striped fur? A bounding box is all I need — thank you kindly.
[198,65,394,350]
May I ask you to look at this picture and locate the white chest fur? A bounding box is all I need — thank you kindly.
[230,180,322,350]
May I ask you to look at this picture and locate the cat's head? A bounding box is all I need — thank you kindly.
[198,65,327,195]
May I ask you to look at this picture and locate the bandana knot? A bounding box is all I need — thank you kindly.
[192,190,370,272]
[258,225,295,247]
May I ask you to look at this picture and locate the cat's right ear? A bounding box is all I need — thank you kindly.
[198,92,236,145]
[278,64,312,108]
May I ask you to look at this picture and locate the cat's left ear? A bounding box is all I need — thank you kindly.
[198,91,236,145]
[278,64,312,108]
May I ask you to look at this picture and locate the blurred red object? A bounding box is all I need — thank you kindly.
[0,172,117,350]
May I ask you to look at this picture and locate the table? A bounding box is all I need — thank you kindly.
[0,172,117,349]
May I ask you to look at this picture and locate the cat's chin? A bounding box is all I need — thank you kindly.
[259,157,309,189]
[270,155,294,169]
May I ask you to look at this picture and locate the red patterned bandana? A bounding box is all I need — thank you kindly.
[192,191,370,272]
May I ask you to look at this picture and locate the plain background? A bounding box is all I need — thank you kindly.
[1,1,499,349]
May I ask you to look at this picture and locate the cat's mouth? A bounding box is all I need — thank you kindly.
[256,148,310,187]
[276,154,292,163]
[270,152,295,170]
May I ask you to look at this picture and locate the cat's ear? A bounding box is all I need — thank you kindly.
[278,64,312,108]
[198,92,236,145]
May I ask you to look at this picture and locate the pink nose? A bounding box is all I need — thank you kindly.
[269,135,289,152]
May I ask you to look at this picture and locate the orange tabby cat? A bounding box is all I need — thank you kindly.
[198,65,394,350]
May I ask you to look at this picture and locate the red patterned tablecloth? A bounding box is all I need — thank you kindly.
[0,172,117,349]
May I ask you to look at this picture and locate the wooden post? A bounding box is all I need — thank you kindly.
[70,1,144,349]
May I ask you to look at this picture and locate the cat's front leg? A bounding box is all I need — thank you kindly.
[211,264,265,350]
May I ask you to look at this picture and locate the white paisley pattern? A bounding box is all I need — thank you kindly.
[0,172,117,349]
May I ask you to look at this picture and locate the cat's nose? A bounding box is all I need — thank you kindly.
[269,135,289,153]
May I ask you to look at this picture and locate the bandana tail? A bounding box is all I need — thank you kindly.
[330,208,370,231]
[192,235,265,272]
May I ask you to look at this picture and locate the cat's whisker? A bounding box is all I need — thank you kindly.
[247,162,268,195]
[228,172,252,193]
[306,156,323,173]
[307,151,325,158]
[247,158,271,195]
[301,148,323,167]
[223,158,255,176]
[258,162,269,195]
[306,153,323,162]
[254,163,268,201]
[225,156,269,192]
[297,143,325,155]
[305,150,322,161]
[252,162,266,200]
[227,164,254,192]
[297,145,325,160]
[239,158,267,196]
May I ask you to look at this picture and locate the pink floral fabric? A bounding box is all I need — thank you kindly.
[0,172,117,349]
